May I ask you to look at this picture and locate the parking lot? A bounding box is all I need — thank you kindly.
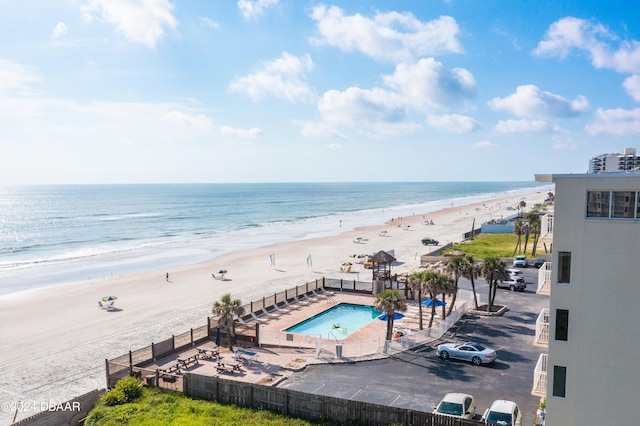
[280,266,548,424]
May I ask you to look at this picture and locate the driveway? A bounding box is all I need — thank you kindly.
[279,266,548,423]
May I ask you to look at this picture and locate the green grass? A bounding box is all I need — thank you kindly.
[443,233,540,260]
[85,387,357,426]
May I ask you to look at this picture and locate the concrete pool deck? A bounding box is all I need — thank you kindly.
[146,291,452,387]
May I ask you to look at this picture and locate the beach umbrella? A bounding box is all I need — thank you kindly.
[377,312,405,321]
[341,262,352,266]
[101,296,118,302]
[422,298,446,307]
[218,269,227,275]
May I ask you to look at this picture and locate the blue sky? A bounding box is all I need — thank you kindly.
[2,0,640,184]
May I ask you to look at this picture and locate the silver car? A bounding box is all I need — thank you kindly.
[436,341,498,365]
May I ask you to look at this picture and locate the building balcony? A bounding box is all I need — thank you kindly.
[531,353,548,397]
[534,308,549,347]
[537,262,551,295]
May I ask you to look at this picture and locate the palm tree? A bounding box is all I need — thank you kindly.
[530,216,542,257]
[518,200,527,217]
[460,255,480,309]
[481,256,509,312]
[512,218,525,256]
[439,274,456,319]
[445,256,465,317]
[422,271,448,328]
[523,212,538,254]
[212,293,245,351]
[374,289,407,341]
[408,270,429,330]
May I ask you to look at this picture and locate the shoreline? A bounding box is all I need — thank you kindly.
[0,187,550,425]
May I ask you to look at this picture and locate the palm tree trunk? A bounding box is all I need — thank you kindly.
[447,289,457,317]
[417,289,424,330]
[470,277,479,309]
[441,292,446,319]
[428,291,437,328]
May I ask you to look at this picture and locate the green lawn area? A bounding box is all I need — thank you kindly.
[443,233,542,260]
[85,387,357,426]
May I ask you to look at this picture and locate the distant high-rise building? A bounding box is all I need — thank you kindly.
[588,147,640,173]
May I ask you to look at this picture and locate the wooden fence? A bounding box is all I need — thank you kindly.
[184,373,484,426]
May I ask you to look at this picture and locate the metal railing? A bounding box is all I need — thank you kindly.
[537,262,552,295]
[534,308,549,346]
[532,353,548,397]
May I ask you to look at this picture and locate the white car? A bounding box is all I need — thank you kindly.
[437,342,498,365]
[512,255,527,267]
[433,392,475,420]
[482,400,522,425]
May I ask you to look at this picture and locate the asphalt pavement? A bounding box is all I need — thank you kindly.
[279,265,548,424]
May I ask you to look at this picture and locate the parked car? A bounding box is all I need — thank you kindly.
[533,258,544,268]
[436,341,498,365]
[421,237,439,246]
[433,392,476,420]
[507,268,525,281]
[512,255,527,267]
[481,400,522,425]
[497,279,526,292]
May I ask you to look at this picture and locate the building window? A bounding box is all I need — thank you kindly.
[612,191,636,218]
[586,191,610,218]
[553,366,567,398]
[557,252,571,284]
[555,309,569,341]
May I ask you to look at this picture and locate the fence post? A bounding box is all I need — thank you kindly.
[191,328,194,346]
[152,342,156,361]
[250,301,253,314]
[105,359,110,389]
[172,334,175,351]
[207,317,211,337]
[129,350,133,376]
[255,323,260,347]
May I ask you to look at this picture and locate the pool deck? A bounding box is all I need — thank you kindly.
[145,291,444,387]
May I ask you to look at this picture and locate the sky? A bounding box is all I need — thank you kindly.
[2,0,640,184]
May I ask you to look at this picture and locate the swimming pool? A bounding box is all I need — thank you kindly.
[284,303,382,340]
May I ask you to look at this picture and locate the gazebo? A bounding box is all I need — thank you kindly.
[371,250,396,283]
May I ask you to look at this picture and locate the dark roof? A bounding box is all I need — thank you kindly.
[372,250,396,263]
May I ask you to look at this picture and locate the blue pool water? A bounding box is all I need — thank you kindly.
[284,303,382,339]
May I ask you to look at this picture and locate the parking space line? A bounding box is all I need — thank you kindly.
[349,389,362,400]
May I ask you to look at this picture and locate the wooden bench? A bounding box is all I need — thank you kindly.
[216,361,242,374]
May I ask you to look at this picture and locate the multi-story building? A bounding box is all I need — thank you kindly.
[534,172,640,425]
[588,147,640,173]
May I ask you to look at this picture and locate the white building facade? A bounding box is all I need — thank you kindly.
[536,173,640,425]
[588,147,640,173]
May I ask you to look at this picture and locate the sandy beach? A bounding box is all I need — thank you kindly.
[0,188,549,425]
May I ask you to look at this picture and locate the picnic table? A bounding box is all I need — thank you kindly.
[216,360,242,374]
[176,354,199,370]
[197,346,220,360]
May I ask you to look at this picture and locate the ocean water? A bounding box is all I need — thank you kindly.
[0,182,551,295]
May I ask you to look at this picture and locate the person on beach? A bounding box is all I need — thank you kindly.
[166,272,169,281]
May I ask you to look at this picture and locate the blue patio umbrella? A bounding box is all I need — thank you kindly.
[215,327,221,346]
[422,298,446,307]
[377,312,405,321]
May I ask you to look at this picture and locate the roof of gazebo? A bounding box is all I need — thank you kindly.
[371,250,396,264]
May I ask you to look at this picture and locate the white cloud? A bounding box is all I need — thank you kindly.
[494,119,552,134]
[488,84,589,118]
[473,140,498,149]
[220,125,262,137]
[228,52,315,102]
[427,114,481,133]
[623,75,640,102]
[297,120,346,140]
[161,111,213,130]
[199,17,220,29]
[310,5,462,63]
[325,143,343,150]
[383,59,476,109]
[534,17,640,74]
[52,22,69,38]
[237,0,278,21]
[585,108,640,135]
[0,60,41,94]
[318,87,405,126]
[81,0,178,48]
[551,135,577,150]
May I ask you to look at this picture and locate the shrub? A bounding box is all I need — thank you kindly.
[101,376,143,406]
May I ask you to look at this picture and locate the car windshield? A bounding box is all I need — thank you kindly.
[437,402,463,416]
[487,411,512,425]
[469,343,486,351]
